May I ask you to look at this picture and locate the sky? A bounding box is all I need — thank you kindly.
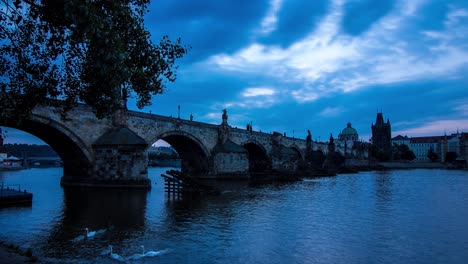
[2,0,468,145]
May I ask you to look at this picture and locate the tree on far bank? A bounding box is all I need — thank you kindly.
[371,145,391,161]
[3,143,58,157]
[1,0,188,123]
[427,147,440,162]
[392,143,415,161]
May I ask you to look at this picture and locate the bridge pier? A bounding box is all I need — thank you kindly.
[210,140,250,179]
[61,126,151,188]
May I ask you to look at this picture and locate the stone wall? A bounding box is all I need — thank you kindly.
[211,152,249,179]
[93,146,148,180]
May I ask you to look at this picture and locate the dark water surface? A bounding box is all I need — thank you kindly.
[1,168,468,263]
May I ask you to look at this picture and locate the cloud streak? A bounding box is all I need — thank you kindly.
[205,0,468,105]
[394,119,468,136]
[258,0,283,35]
[242,87,276,97]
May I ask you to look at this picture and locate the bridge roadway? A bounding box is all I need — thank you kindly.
[2,105,331,188]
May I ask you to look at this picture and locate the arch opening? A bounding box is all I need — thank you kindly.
[148,139,181,168]
[243,143,270,174]
[0,119,92,180]
[152,133,209,176]
[289,146,303,161]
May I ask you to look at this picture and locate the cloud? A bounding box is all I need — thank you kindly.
[258,0,283,35]
[242,87,276,97]
[454,100,468,116]
[393,119,468,136]
[291,89,319,103]
[445,8,468,27]
[145,0,270,61]
[319,107,344,117]
[392,121,419,127]
[225,97,279,109]
[204,0,468,105]
[259,0,330,47]
[341,0,395,35]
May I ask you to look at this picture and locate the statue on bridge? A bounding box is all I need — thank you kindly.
[112,88,129,127]
[328,133,335,152]
[305,130,313,161]
[222,109,228,126]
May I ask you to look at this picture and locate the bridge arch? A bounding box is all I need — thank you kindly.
[242,141,270,174]
[289,145,304,161]
[1,114,93,179]
[153,131,210,176]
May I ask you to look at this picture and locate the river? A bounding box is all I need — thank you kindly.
[1,168,467,263]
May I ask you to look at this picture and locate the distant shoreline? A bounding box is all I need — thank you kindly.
[378,161,458,170]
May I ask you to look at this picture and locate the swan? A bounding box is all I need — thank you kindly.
[84,228,96,239]
[108,245,126,262]
[141,245,162,257]
[126,245,167,260]
[71,227,104,242]
[126,246,145,261]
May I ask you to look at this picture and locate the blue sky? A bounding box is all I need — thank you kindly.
[3,0,468,145]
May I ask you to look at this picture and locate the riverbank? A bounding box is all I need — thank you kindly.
[378,161,450,169]
[0,241,39,263]
[343,158,466,171]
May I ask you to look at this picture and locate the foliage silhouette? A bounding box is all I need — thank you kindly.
[1,0,188,122]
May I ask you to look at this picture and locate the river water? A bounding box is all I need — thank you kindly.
[1,168,467,263]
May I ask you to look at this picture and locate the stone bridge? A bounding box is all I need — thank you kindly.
[2,105,331,188]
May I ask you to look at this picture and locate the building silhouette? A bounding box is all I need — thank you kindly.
[391,132,467,165]
[338,122,359,143]
[371,112,391,161]
[336,122,359,157]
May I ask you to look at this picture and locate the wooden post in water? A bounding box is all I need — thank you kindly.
[163,176,182,199]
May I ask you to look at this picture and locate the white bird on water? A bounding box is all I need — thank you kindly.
[141,245,163,257]
[126,245,145,261]
[108,245,126,262]
[127,245,165,260]
[84,228,96,239]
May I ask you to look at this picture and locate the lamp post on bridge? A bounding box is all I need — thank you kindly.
[178,105,180,119]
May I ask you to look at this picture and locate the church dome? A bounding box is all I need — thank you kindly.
[341,122,358,135]
[339,122,358,142]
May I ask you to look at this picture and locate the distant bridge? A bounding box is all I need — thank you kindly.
[2,105,331,188]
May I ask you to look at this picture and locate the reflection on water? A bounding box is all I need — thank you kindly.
[1,168,468,263]
[374,171,393,204]
[62,187,148,228]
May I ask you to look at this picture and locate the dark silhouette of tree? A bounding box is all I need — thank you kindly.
[392,143,415,161]
[372,144,391,161]
[1,0,188,122]
[3,143,58,157]
[427,147,439,162]
[148,148,179,160]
